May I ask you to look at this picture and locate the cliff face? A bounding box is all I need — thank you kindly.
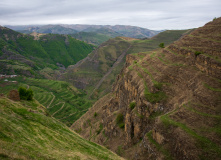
[72,18,221,160]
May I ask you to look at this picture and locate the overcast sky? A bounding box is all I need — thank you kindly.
[0,0,220,30]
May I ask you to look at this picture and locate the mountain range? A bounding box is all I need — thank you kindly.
[5,24,160,45]
[0,18,221,160]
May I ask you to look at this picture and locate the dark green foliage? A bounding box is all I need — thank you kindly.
[18,87,33,100]
[94,112,98,117]
[116,113,124,129]
[26,89,34,100]
[159,43,165,48]
[129,102,136,110]
[195,51,202,56]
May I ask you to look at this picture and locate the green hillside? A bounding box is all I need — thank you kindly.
[62,30,191,99]
[0,77,94,126]
[128,29,192,54]
[0,26,94,77]
[0,97,122,160]
[72,28,123,46]
[71,32,111,46]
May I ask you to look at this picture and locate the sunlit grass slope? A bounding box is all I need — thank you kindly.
[0,97,122,160]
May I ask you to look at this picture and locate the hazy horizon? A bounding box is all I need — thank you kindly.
[0,0,220,30]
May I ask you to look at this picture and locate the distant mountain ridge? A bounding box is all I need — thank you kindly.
[5,24,160,38]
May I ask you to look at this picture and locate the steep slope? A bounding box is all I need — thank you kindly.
[71,32,112,46]
[0,96,123,160]
[0,26,94,77]
[71,27,123,46]
[62,29,189,99]
[0,76,94,126]
[108,25,160,39]
[71,18,221,159]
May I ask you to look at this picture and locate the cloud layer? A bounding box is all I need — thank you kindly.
[0,0,220,29]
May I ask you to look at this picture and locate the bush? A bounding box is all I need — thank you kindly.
[154,82,163,90]
[129,102,136,110]
[195,51,202,56]
[159,43,165,48]
[18,87,33,100]
[116,113,124,129]
[94,112,98,117]
[145,91,167,104]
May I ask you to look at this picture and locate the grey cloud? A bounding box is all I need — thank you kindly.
[0,0,220,29]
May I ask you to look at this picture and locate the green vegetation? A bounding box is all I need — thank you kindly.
[159,42,165,48]
[128,30,190,54]
[0,97,121,160]
[144,82,167,104]
[195,51,202,56]
[0,27,94,77]
[18,87,33,100]
[94,112,98,117]
[116,113,125,129]
[72,32,116,46]
[0,77,94,126]
[129,102,136,110]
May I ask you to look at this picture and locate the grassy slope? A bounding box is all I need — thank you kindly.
[63,30,190,99]
[0,77,94,126]
[0,97,122,160]
[71,32,113,46]
[128,29,192,54]
[0,27,94,77]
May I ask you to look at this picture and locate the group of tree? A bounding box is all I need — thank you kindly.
[18,87,33,100]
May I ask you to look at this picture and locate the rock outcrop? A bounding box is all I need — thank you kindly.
[72,18,221,159]
[8,90,20,101]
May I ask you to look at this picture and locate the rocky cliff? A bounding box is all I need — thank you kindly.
[71,18,221,160]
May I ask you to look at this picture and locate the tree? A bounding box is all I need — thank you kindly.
[159,43,165,48]
[18,87,33,100]
[26,89,34,100]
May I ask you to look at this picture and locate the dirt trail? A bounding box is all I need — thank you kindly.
[47,92,55,108]
[52,102,65,117]
[90,44,131,97]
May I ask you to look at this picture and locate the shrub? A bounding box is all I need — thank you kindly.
[154,82,163,90]
[94,112,98,117]
[129,102,136,110]
[195,51,202,56]
[116,113,124,129]
[159,43,165,48]
[18,87,33,100]
[145,91,167,104]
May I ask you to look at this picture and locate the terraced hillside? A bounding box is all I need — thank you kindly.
[72,18,221,159]
[0,77,94,126]
[0,26,94,77]
[62,29,190,99]
[0,97,123,160]
[71,27,123,46]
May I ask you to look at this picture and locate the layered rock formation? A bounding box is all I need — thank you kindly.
[72,18,221,159]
